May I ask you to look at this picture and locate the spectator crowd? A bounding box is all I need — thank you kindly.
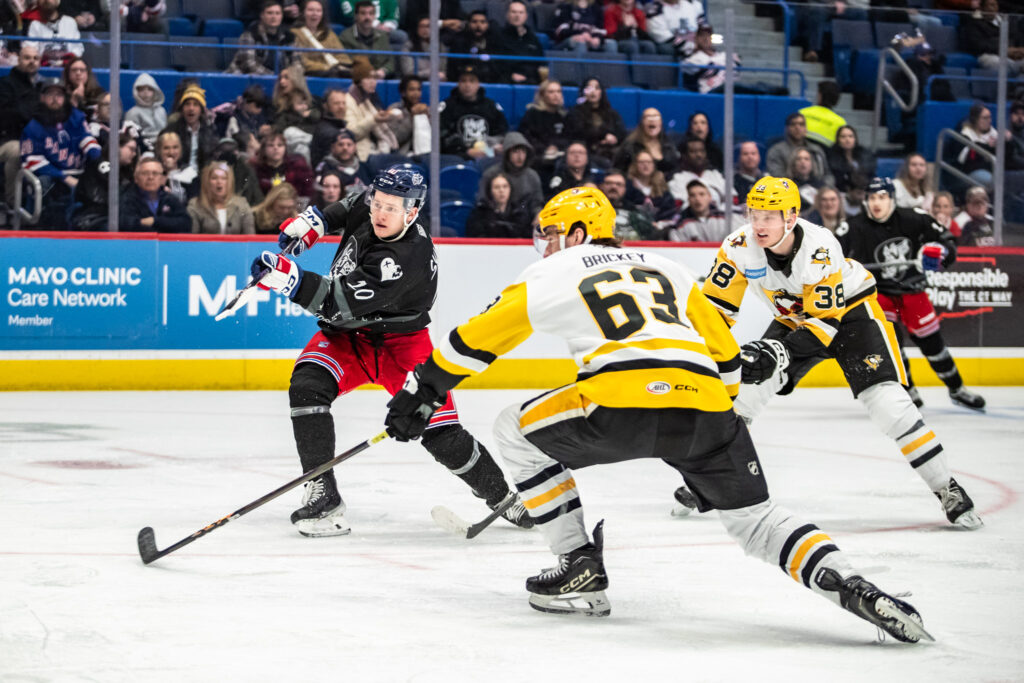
[0,0,1021,243]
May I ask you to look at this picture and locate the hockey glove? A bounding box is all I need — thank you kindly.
[251,251,304,300]
[918,242,947,272]
[278,205,326,255]
[739,339,791,385]
[385,370,446,442]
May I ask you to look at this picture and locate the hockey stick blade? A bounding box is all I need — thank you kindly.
[136,430,390,564]
[430,491,518,539]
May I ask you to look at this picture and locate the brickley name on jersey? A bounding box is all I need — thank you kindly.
[581,252,648,268]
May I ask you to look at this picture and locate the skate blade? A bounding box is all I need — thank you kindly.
[876,599,935,643]
[294,515,352,538]
[952,510,984,530]
[529,590,611,618]
[950,398,986,412]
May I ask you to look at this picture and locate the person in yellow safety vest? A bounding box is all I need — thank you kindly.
[799,80,847,147]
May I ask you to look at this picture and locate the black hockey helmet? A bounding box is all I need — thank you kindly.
[866,176,895,198]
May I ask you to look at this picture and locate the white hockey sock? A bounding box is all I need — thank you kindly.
[493,404,587,555]
[719,501,854,605]
[858,382,951,491]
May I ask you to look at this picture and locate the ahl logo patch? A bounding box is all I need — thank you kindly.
[646,381,671,395]
[380,258,403,281]
[863,354,883,371]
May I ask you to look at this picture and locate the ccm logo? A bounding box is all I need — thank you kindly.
[646,382,671,394]
[560,569,593,593]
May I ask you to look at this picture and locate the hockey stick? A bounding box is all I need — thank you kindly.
[137,430,391,564]
[430,490,519,539]
[214,238,300,321]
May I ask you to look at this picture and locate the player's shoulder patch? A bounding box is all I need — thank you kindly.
[811,246,832,266]
[728,231,747,249]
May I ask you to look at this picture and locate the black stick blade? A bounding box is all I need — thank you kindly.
[138,526,160,564]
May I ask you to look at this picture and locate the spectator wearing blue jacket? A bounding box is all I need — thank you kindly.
[20,78,100,228]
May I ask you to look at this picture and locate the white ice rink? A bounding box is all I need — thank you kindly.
[1,387,1022,682]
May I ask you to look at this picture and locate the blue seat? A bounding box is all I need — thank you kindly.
[440,200,473,237]
[944,52,977,69]
[875,157,903,179]
[124,33,170,71]
[167,17,197,36]
[81,31,111,68]
[921,24,957,54]
[546,49,580,86]
[183,0,233,19]
[851,48,881,94]
[203,18,245,40]
[631,53,678,89]
[439,164,482,202]
[970,68,998,103]
[366,154,426,179]
[831,19,873,87]
[587,52,631,89]
[474,155,502,174]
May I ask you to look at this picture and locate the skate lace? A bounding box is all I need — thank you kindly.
[503,500,529,523]
[302,478,326,506]
[537,555,570,581]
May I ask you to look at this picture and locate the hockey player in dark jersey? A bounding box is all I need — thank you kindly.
[838,177,986,411]
[249,164,533,537]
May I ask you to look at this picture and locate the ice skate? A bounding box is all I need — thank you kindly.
[526,520,610,617]
[906,386,924,408]
[291,472,350,537]
[949,386,985,412]
[495,493,534,529]
[815,567,934,643]
[670,485,698,518]
[935,477,983,530]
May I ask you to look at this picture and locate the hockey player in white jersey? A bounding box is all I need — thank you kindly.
[385,186,932,643]
[683,176,981,530]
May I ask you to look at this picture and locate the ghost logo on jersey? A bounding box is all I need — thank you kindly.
[811,247,831,266]
[876,237,913,280]
[729,232,747,248]
[770,289,804,316]
[863,354,883,371]
[748,461,760,476]
[380,257,403,282]
[332,238,358,277]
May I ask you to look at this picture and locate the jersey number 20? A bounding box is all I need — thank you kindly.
[579,268,683,340]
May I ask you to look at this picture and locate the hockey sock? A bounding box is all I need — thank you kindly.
[289,363,338,474]
[858,382,951,492]
[421,425,511,506]
[912,330,963,391]
[719,500,853,606]
[894,324,916,388]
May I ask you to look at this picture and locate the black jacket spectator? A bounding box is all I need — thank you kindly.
[446,18,501,83]
[0,60,40,144]
[228,18,295,75]
[439,83,509,157]
[493,23,545,84]
[465,196,533,238]
[518,106,570,159]
[565,100,626,164]
[826,143,877,193]
[120,184,191,232]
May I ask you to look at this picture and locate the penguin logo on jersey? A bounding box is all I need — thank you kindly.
[863,354,883,371]
[770,289,804,316]
[729,232,747,248]
[811,247,831,266]
[331,237,358,277]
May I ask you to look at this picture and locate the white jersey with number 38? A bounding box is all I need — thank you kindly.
[701,218,876,348]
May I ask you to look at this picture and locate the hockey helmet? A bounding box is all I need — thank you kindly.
[537,186,617,242]
[746,176,801,218]
[864,176,896,223]
[368,163,427,210]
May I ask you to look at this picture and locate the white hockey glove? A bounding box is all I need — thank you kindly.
[278,205,326,255]
[251,251,304,300]
[739,339,791,385]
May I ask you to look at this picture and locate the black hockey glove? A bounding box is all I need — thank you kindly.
[385,369,446,441]
[739,339,791,385]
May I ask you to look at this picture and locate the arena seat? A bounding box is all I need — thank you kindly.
[439,165,482,201]
[440,200,473,237]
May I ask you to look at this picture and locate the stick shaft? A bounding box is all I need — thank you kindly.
[139,430,390,563]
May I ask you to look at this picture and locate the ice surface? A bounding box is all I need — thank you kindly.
[1,387,1022,682]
